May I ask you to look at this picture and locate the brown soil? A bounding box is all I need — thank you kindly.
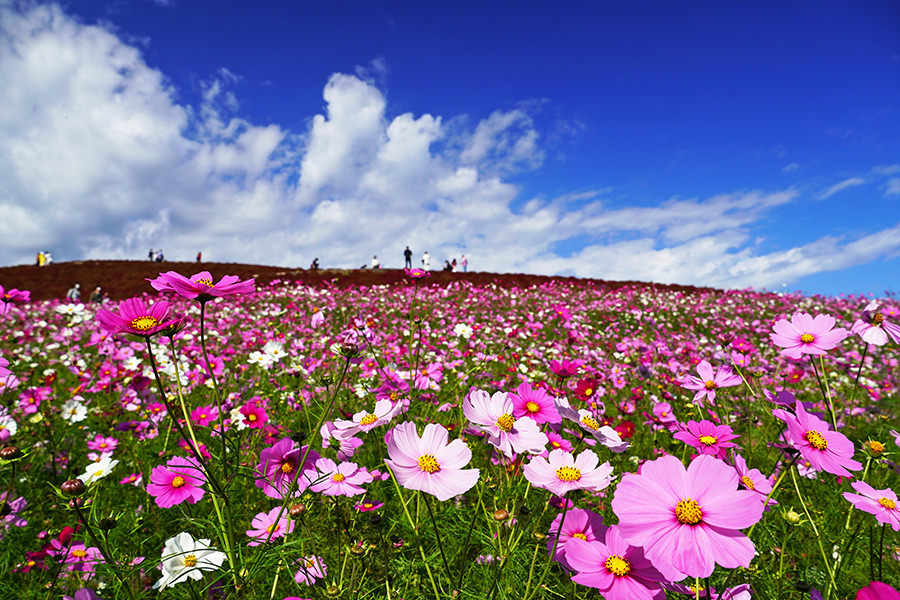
[0,260,717,301]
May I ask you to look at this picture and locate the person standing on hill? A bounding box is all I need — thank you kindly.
[371,255,381,269]
[461,254,468,272]
[66,283,81,302]
[403,246,413,269]
[89,286,104,303]
[422,251,431,271]
[196,251,202,262]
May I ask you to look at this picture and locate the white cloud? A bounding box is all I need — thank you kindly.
[818,177,866,199]
[782,162,799,173]
[1,2,899,293]
[884,178,900,197]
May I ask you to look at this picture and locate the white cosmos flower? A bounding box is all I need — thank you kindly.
[154,532,226,590]
[77,456,119,485]
[453,323,474,339]
[61,398,88,423]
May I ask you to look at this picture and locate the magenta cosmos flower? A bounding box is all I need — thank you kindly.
[546,507,607,568]
[255,438,321,499]
[851,301,900,346]
[857,581,900,600]
[509,381,561,424]
[523,449,614,497]
[0,286,30,304]
[96,298,180,337]
[673,420,739,458]
[246,507,295,546]
[772,401,862,477]
[842,481,900,531]
[611,454,764,580]
[148,270,256,301]
[680,360,742,405]
[770,312,848,359]
[463,389,549,458]
[384,422,480,501]
[566,526,666,600]
[146,456,206,508]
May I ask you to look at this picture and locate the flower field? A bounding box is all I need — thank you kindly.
[0,267,898,600]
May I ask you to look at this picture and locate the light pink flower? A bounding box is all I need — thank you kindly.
[680,360,742,406]
[334,399,402,436]
[770,312,848,359]
[851,301,900,346]
[673,420,739,458]
[304,458,373,497]
[385,422,480,501]
[566,527,666,600]
[842,481,900,531]
[146,456,206,508]
[463,389,549,457]
[294,555,327,585]
[523,449,613,497]
[246,507,295,546]
[611,454,763,580]
[772,401,862,477]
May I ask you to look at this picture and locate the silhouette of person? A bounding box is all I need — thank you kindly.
[403,246,413,269]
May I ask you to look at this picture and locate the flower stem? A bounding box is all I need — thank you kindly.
[422,492,453,589]
[810,356,837,430]
[789,465,836,596]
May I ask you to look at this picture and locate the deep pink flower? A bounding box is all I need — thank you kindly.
[146,456,206,508]
[545,507,606,568]
[255,438,320,499]
[148,270,255,301]
[842,481,900,531]
[549,359,583,379]
[86,435,118,455]
[294,555,327,585]
[673,420,739,458]
[239,403,268,429]
[404,268,431,279]
[772,401,862,477]
[680,360,742,406]
[246,507,295,546]
[851,301,900,346]
[96,298,179,337]
[566,526,666,600]
[770,312,849,359]
[0,286,30,304]
[463,389,549,457]
[304,458,373,497]
[385,422,480,501]
[190,405,218,427]
[510,381,561,424]
[856,581,900,600]
[611,454,764,580]
[523,449,613,497]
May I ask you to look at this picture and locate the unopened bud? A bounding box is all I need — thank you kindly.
[99,518,118,531]
[0,446,22,460]
[784,508,801,525]
[492,509,509,522]
[289,503,306,518]
[68,498,85,509]
[60,479,85,497]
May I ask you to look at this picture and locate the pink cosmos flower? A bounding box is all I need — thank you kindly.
[463,389,549,457]
[0,286,30,304]
[679,360,742,406]
[545,507,606,568]
[611,454,764,580]
[354,499,384,512]
[148,270,256,301]
[851,301,900,346]
[384,422,480,501]
[772,401,862,477]
[523,449,614,497]
[0,356,9,378]
[61,542,102,580]
[333,399,402,436]
[146,456,206,508]
[842,481,900,531]
[246,507,295,546]
[546,431,574,453]
[673,420,739,458]
[96,298,179,337]
[86,435,118,456]
[239,403,268,429]
[404,268,431,279]
[510,382,561,424]
[856,581,900,600]
[556,398,628,452]
[320,423,364,460]
[119,472,143,487]
[566,527,666,600]
[294,555,327,585]
[304,458,373,497]
[190,405,218,427]
[255,438,320,499]
[770,312,849,359]
[549,359,583,379]
[731,453,776,507]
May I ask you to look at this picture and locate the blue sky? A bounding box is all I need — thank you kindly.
[1,0,898,295]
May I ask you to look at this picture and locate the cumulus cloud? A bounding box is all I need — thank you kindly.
[1,2,899,292]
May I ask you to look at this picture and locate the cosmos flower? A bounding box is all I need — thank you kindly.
[404,268,431,279]
[770,312,849,360]
[509,381,561,424]
[523,449,614,497]
[463,389,549,458]
[385,422,480,501]
[851,301,900,346]
[0,285,30,305]
[731,453,776,507]
[333,399,402,436]
[856,581,900,600]
[294,555,327,585]
[611,454,763,580]
[77,457,119,486]
[842,481,900,531]
[148,270,256,302]
[679,360,742,406]
[556,398,628,452]
[96,298,179,338]
[246,507,295,546]
[153,532,226,590]
[772,401,862,477]
[545,507,607,568]
[673,420,739,458]
[146,456,206,508]
[304,458,373,497]
[255,438,320,499]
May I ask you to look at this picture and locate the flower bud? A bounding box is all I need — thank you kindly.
[864,440,885,456]
[60,479,85,497]
[0,446,22,460]
[783,508,801,525]
[68,498,85,509]
[99,517,118,531]
[492,509,509,522]
[289,503,306,518]
[325,584,341,597]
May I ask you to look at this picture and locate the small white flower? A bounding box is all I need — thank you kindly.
[61,399,88,423]
[77,456,119,485]
[229,407,248,431]
[0,413,18,438]
[453,323,474,339]
[154,532,226,590]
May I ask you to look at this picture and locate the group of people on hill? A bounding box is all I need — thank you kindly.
[408,247,467,272]
[147,249,165,262]
[66,283,105,303]
[34,251,53,266]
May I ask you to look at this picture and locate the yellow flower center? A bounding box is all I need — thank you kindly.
[195,278,214,287]
[332,473,346,482]
[247,414,257,421]
[605,555,631,576]
[266,523,280,533]
[359,413,378,425]
[675,498,703,525]
[281,461,295,474]
[880,497,896,509]
[183,554,197,567]
[130,316,158,331]
[704,380,716,390]
[741,475,755,490]
[526,401,540,413]
[71,550,87,558]
[873,313,884,325]
[583,388,593,397]
[805,430,828,450]
[555,466,581,482]
[699,435,717,446]
[580,416,599,431]
[418,454,440,473]
[171,476,185,488]
[496,413,515,431]
[572,532,587,540]
[800,333,815,343]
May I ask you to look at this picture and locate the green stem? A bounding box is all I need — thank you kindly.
[790,465,836,596]
[422,492,453,589]
[810,356,837,430]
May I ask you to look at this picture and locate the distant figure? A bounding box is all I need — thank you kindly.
[403,246,413,269]
[422,251,431,271]
[44,251,53,265]
[371,255,380,269]
[66,283,81,302]
[196,251,202,263]
[155,250,165,263]
[89,286,104,303]
[461,254,468,272]
[451,258,457,272]
[443,260,452,272]
[36,251,44,266]
[310,257,320,270]
[148,249,154,261]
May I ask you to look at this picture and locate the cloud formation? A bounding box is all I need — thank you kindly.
[1,2,898,292]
